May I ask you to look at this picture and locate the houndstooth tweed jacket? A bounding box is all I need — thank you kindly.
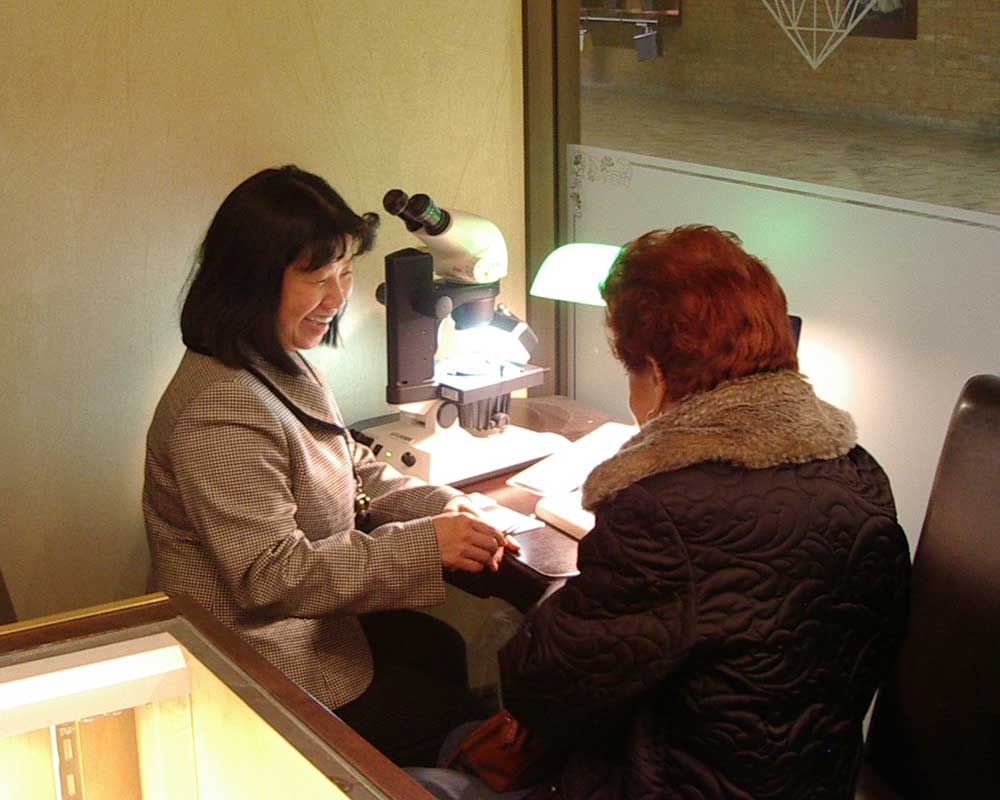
[143,349,459,709]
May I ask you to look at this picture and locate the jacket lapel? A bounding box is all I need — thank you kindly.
[248,353,340,426]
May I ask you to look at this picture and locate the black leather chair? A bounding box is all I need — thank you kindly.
[0,567,15,625]
[856,374,1000,799]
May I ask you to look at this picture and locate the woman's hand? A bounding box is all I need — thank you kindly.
[440,495,522,568]
[432,511,512,573]
[442,495,483,517]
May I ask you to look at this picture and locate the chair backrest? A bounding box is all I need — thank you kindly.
[0,567,15,625]
[864,374,1000,798]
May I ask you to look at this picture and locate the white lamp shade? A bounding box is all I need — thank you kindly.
[529,243,622,306]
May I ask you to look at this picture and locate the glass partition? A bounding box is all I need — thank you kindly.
[578,1,998,214]
[0,595,432,800]
[537,0,1000,564]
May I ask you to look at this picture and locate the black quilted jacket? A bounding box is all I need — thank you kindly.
[499,372,911,800]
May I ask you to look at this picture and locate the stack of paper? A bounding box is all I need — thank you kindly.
[507,421,638,538]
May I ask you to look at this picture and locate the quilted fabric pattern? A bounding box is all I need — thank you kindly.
[500,448,910,800]
[144,350,458,709]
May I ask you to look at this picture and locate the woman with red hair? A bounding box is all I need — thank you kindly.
[412,226,911,799]
[602,225,801,414]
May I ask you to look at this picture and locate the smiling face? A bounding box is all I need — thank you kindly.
[276,241,354,351]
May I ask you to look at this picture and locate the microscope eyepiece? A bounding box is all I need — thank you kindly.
[404,194,451,236]
[383,189,423,232]
[383,189,409,216]
[382,189,451,236]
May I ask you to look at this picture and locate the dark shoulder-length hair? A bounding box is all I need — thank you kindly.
[600,225,798,402]
[181,165,379,373]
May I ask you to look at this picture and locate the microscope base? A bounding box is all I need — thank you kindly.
[358,418,569,487]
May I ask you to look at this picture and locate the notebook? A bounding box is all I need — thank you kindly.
[533,490,594,540]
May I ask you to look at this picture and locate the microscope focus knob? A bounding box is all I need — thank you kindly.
[490,412,511,432]
[414,292,453,320]
[432,295,454,319]
[437,402,459,428]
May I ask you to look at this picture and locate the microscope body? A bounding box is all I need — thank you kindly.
[380,246,545,431]
[381,247,500,405]
[358,191,564,485]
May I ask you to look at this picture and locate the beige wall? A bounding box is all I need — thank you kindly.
[581,1,999,134]
[0,1,525,621]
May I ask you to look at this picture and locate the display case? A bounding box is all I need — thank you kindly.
[0,594,433,800]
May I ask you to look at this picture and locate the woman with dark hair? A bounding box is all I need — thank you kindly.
[143,166,513,766]
[412,225,911,798]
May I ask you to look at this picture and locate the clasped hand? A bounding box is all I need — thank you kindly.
[433,496,521,573]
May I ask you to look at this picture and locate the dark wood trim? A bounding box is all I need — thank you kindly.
[523,0,581,397]
[850,0,918,40]
[0,593,177,655]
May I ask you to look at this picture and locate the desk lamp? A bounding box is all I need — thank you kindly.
[529,243,621,307]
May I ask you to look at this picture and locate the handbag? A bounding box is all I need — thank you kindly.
[443,709,555,793]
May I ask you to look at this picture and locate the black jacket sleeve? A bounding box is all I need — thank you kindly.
[498,483,698,742]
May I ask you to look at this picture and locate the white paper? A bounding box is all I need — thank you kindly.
[464,492,544,534]
[506,421,638,496]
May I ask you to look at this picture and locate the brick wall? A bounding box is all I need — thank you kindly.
[580,1,999,134]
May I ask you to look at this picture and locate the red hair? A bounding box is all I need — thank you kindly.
[600,225,798,401]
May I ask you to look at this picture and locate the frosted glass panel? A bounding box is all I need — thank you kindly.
[567,144,1000,551]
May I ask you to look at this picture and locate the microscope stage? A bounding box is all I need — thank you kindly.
[359,417,569,487]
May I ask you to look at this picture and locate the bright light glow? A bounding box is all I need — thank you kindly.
[798,337,852,410]
[448,325,531,367]
[529,243,622,306]
[0,636,191,738]
[435,316,532,368]
[0,645,187,711]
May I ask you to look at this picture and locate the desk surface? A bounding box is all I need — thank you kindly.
[452,396,620,603]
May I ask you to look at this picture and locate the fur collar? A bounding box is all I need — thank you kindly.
[581,370,857,510]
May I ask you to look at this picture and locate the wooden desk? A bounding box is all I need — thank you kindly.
[447,395,619,611]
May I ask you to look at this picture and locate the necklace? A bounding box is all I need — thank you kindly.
[245,364,372,526]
